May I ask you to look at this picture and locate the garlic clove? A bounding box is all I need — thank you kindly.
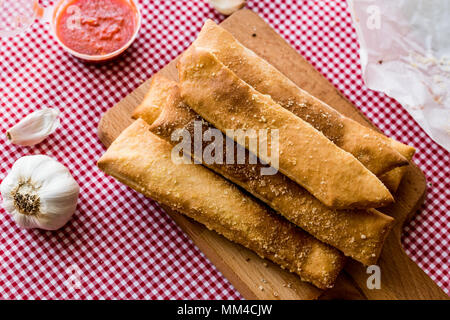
[208,0,246,16]
[0,155,80,230]
[6,108,60,146]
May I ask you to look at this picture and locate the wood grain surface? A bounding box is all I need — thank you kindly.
[97,10,448,300]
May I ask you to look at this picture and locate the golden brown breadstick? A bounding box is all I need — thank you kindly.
[193,19,416,193]
[380,143,415,192]
[132,77,170,125]
[133,76,394,265]
[193,20,409,176]
[97,119,345,289]
[178,47,393,209]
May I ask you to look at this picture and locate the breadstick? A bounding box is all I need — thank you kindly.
[98,119,345,289]
[193,20,409,176]
[133,76,394,265]
[178,47,394,209]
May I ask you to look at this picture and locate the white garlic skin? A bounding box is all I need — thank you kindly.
[209,0,246,15]
[6,108,60,146]
[1,155,80,230]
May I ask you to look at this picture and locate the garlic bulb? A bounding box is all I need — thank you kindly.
[6,108,60,146]
[0,155,80,230]
[209,0,246,15]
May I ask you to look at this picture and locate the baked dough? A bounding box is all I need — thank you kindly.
[132,77,171,125]
[193,20,409,176]
[97,119,345,289]
[178,47,394,209]
[380,142,415,192]
[133,76,395,265]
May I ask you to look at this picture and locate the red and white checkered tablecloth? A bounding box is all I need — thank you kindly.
[0,0,448,299]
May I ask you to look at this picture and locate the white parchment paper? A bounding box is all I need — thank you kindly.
[347,0,450,151]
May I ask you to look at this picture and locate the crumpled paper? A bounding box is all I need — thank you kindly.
[347,0,450,151]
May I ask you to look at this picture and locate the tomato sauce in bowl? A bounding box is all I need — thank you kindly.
[53,0,140,61]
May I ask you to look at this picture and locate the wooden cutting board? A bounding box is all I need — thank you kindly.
[97,10,448,300]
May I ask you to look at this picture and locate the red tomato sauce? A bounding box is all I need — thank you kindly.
[55,0,137,56]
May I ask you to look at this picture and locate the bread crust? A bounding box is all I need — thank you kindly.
[380,144,416,192]
[131,76,177,125]
[97,119,345,289]
[178,47,394,209]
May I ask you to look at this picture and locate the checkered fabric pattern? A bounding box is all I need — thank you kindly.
[0,0,448,299]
